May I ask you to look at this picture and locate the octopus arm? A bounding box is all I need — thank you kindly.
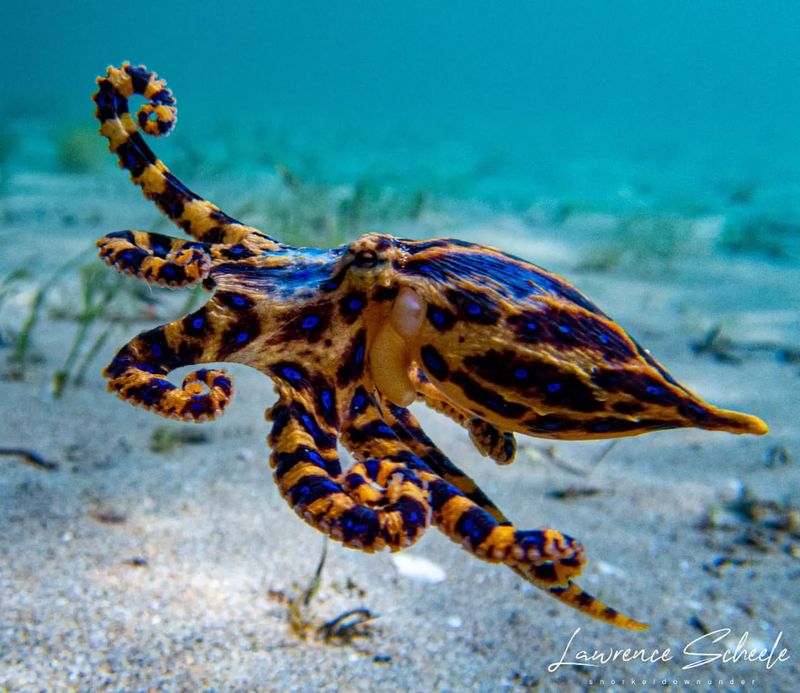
[343,390,646,629]
[267,385,430,551]
[94,63,274,246]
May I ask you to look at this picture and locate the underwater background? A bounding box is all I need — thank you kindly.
[3,1,800,223]
[1,2,798,691]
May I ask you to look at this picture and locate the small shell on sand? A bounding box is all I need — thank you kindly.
[391,553,447,584]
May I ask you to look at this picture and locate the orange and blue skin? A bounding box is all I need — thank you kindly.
[93,63,768,631]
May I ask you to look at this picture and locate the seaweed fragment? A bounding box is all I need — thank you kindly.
[287,538,328,638]
[283,538,377,645]
[698,486,800,567]
[149,425,211,454]
[691,326,742,365]
[523,440,618,478]
[722,216,800,261]
[88,508,127,524]
[9,251,88,374]
[317,608,376,644]
[0,447,58,470]
[765,445,792,469]
[546,486,602,500]
[691,325,800,367]
[53,264,125,397]
[56,126,104,173]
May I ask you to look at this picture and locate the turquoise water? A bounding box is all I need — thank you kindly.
[3,1,800,220]
[2,6,799,690]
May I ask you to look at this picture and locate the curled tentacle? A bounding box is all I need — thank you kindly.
[342,459,432,549]
[348,393,647,630]
[97,230,212,288]
[93,63,274,246]
[267,385,430,551]
[341,393,583,579]
[382,399,511,524]
[104,321,233,422]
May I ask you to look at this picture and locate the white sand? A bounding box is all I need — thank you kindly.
[1,175,798,692]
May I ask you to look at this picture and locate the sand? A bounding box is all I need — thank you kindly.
[1,172,798,692]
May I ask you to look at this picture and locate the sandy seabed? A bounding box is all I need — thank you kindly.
[0,173,798,692]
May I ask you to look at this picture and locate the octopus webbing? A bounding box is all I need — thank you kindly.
[92,63,767,631]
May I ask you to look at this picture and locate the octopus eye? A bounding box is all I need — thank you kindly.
[354,249,379,268]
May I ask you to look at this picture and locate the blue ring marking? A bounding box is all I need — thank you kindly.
[301,315,319,329]
[558,324,571,334]
[151,344,163,358]
[421,347,448,380]
[121,151,137,171]
[348,298,364,311]
[320,390,333,410]
[547,382,562,393]
[431,310,445,325]
[685,403,707,418]
[188,395,209,413]
[192,317,204,329]
[514,368,528,379]
[281,366,302,381]
[646,385,663,396]
[232,295,246,307]
[290,269,314,283]
[467,303,481,315]
[235,332,249,344]
[355,346,365,364]
[518,532,544,551]
[353,393,366,409]
[365,458,380,479]
[598,333,610,344]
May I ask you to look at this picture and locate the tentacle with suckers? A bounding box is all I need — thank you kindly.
[96,230,213,288]
[381,399,512,524]
[267,384,431,551]
[411,367,517,465]
[104,314,234,422]
[342,390,646,630]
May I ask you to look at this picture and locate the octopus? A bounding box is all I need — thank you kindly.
[92,63,767,631]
